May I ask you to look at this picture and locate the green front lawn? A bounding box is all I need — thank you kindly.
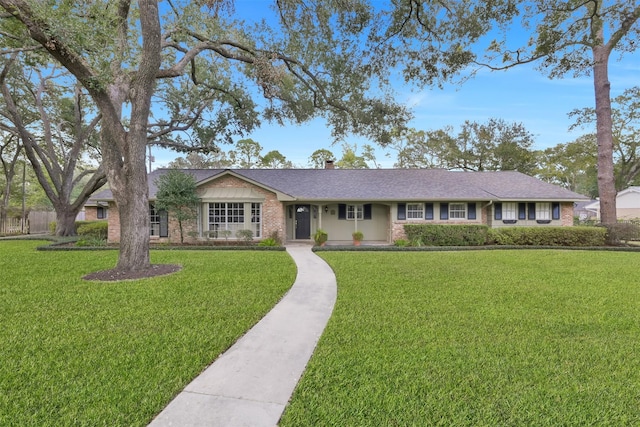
[0,241,295,426]
[281,250,640,426]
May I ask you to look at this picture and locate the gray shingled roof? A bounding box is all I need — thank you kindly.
[89,168,588,202]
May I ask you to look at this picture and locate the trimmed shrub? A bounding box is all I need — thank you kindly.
[76,221,108,240]
[601,223,640,244]
[489,226,606,246]
[404,224,489,246]
[258,237,279,247]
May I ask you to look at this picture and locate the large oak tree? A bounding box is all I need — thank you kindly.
[0,0,410,273]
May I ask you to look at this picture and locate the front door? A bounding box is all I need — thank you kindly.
[295,204,311,239]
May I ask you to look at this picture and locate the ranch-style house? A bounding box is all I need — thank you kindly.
[86,165,588,244]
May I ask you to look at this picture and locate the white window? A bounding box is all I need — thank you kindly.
[449,203,466,219]
[503,202,517,220]
[209,202,245,237]
[407,203,424,219]
[536,202,551,220]
[251,203,261,238]
[347,204,363,220]
[207,202,263,238]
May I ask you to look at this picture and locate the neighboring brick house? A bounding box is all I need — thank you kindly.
[87,167,588,244]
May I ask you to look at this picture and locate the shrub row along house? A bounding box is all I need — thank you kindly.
[86,164,588,244]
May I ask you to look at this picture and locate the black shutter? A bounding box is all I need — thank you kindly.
[518,203,527,220]
[528,203,536,220]
[338,204,346,220]
[397,203,406,220]
[364,204,372,220]
[425,203,434,220]
[552,202,561,220]
[159,210,169,237]
[468,203,476,220]
[440,203,449,220]
[494,203,502,220]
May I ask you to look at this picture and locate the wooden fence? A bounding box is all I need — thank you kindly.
[0,211,56,235]
[0,217,24,235]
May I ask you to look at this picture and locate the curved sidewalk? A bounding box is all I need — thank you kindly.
[148,244,337,427]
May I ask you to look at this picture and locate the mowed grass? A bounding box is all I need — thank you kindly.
[0,241,295,426]
[281,250,640,426]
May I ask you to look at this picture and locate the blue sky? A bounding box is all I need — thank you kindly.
[151,2,639,169]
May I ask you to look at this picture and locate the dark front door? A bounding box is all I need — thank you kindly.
[295,204,311,239]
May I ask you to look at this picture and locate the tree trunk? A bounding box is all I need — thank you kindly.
[54,207,78,236]
[592,44,617,226]
[114,163,150,271]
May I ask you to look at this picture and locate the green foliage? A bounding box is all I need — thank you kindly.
[601,222,640,244]
[257,237,279,247]
[235,229,254,244]
[282,250,640,425]
[76,236,107,247]
[76,221,108,240]
[403,119,536,173]
[314,229,328,245]
[393,239,409,247]
[155,170,199,244]
[351,230,364,241]
[488,226,606,246]
[0,241,295,426]
[404,224,488,246]
[535,134,598,198]
[308,149,335,168]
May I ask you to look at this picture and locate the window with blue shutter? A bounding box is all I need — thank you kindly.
[494,203,502,220]
[364,204,372,220]
[528,203,536,220]
[518,203,526,220]
[440,203,449,220]
[338,204,346,220]
[397,203,406,220]
[468,203,476,220]
[552,202,560,220]
[425,203,434,220]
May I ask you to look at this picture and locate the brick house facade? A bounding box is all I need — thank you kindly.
[87,169,588,244]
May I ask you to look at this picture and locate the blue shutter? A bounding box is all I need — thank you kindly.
[338,204,346,220]
[397,203,406,220]
[440,203,449,220]
[518,203,526,220]
[494,203,502,220]
[468,203,476,220]
[552,202,561,220]
[528,203,536,220]
[364,204,372,220]
[425,203,434,220]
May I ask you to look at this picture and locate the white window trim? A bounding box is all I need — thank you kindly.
[503,202,517,220]
[347,204,363,220]
[536,202,551,220]
[407,203,424,220]
[449,203,467,219]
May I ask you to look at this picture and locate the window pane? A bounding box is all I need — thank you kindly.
[503,202,517,220]
[536,202,551,220]
[449,203,466,219]
[407,203,423,219]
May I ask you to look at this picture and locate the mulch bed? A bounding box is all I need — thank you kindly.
[83,264,182,282]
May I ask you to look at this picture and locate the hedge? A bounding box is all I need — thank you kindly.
[404,224,489,246]
[488,226,606,246]
[76,221,108,240]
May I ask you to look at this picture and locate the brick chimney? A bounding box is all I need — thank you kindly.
[324,160,335,169]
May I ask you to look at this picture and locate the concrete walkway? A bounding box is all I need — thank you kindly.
[148,244,337,427]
